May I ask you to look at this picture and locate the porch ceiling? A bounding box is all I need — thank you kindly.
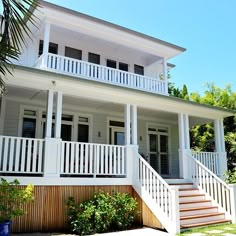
[38,24,162,66]
[6,86,182,124]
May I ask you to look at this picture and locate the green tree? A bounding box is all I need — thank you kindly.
[170,82,236,169]
[190,83,236,169]
[0,0,39,95]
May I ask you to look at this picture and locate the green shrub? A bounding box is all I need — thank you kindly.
[0,178,34,223]
[66,191,138,235]
[225,167,236,184]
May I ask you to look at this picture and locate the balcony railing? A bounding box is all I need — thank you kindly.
[35,53,168,95]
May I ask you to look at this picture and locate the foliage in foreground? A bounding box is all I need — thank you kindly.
[0,178,34,222]
[66,191,138,235]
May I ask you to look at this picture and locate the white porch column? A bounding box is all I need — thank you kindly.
[131,104,137,145]
[55,91,63,138]
[45,90,54,138]
[214,119,221,153]
[0,96,6,135]
[178,113,185,178]
[162,57,168,95]
[44,90,61,178]
[184,114,190,150]
[178,113,191,179]
[125,104,131,145]
[215,118,227,178]
[42,22,50,68]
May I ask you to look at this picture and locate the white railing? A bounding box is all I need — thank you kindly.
[35,53,168,95]
[0,136,44,174]
[60,141,126,176]
[192,151,219,175]
[188,151,232,218]
[133,152,180,234]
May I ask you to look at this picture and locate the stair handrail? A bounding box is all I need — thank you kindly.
[186,150,232,218]
[132,151,180,234]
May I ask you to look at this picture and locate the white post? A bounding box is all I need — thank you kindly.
[45,90,54,138]
[214,119,221,153]
[184,114,190,150]
[215,118,227,178]
[44,137,61,177]
[0,96,6,135]
[42,22,50,68]
[170,186,180,234]
[131,105,137,145]
[178,113,185,178]
[125,104,131,145]
[55,91,62,138]
[219,119,226,153]
[229,184,236,223]
[162,57,168,95]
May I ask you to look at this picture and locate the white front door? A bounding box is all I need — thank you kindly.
[148,131,169,175]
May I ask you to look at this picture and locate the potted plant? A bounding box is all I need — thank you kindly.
[0,178,34,236]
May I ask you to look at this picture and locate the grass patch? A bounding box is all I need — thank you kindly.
[180,223,236,235]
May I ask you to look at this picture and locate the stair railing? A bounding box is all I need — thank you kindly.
[132,151,180,234]
[185,150,232,219]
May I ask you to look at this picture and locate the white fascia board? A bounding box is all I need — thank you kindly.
[6,67,234,121]
[39,7,185,60]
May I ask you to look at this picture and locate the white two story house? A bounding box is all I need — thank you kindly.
[0,1,236,234]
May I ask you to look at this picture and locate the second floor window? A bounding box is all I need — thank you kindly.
[88,52,100,64]
[65,46,82,60]
[107,59,116,69]
[119,62,128,72]
[38,40,58,56]
[134,64,144,75]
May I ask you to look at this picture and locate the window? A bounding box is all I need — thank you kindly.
[119,62,128,71]
[22,118,36,138]
[38,40,58,56]
[107,59,116,69]
[78,116,90,142]
[134,64,144,75]
[65,46,82,60]
[88,52,100,64]
[22,109,37,138]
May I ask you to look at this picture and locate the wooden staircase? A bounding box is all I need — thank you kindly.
[167,179,231,230]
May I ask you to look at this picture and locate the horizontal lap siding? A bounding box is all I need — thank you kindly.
[11,185,162,233]
[4,100,20,136]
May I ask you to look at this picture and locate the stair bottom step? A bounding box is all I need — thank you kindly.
[181,219,231,229]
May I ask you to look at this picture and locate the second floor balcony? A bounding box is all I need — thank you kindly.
[35,52,169,95]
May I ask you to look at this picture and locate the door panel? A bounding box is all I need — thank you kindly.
[148,132,169,175]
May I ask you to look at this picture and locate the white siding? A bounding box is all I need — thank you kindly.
[3,100,20,136]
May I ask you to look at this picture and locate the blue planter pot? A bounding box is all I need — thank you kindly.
[0,221,11,236]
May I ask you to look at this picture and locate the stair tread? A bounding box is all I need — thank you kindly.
[180,199,211,205]
[179,194,205,198]
[169,183,193,185]
[180,206,218,212]
[179,188,199,191]
[181,219,231,229]
[180,212,225,220]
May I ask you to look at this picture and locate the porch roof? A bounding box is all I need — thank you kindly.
[5,65,235,121]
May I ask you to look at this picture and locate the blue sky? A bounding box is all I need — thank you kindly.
[2,0,236,94]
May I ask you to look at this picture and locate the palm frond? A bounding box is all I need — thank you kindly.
[0,0,40,95]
